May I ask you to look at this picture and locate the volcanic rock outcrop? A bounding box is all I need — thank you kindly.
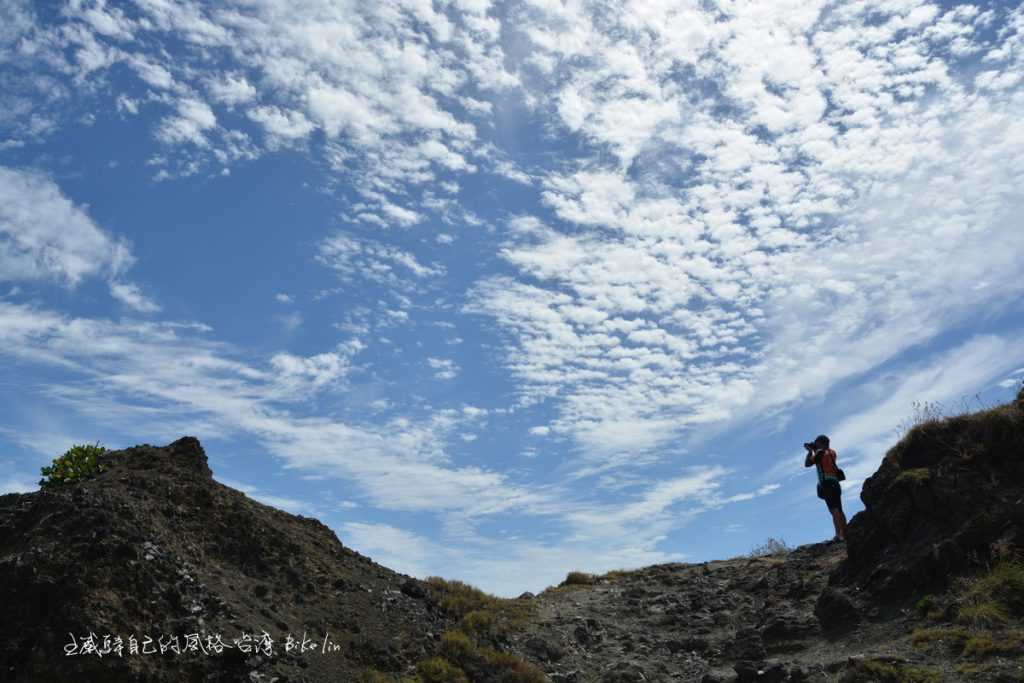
[2,387,1023,682]
[0,437,447,682]
[839,390,1024,599]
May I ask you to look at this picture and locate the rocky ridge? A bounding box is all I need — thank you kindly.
[502,389,1024,682]
[1,387,1022,682]
[0,437,449,682]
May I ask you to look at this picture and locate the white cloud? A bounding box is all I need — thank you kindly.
[0,476,37,495]
[339,464,778,596]
[248,105,315,143]
[0,301,535,518]
[466,0,1024,467]
[317,233,445,289]
[0,166,134,286]
[826,334,1024,474]
[341,522,436,578]
[207,73,257,106]
[157,97,217,146]
[4,0,1024,597]
[0,168,161,313]
[216,478,318,516]
[109,281,161,313]
[270,347,355,392]
[428,357,459,380]
[127,54,175,90]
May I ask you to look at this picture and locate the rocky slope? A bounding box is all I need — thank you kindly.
[840,392,1024,600]
[2,388,1022,682]
[0,437,450,682]
[503,390,1024,683]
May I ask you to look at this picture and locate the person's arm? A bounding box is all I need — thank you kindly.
[804,447,816,467]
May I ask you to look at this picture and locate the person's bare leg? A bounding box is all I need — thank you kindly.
[832,508,847,540]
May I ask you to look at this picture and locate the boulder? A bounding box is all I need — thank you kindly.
[814,587,860,632]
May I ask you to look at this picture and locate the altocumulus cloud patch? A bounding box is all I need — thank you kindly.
[0,0,1022,595]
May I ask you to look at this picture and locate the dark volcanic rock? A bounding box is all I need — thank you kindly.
[838,399,1024,599]
[0,438,447,683]
[5,392,1024,683]
[814,587,860,632]
[502,398,1024,683]
[601,660,646,682]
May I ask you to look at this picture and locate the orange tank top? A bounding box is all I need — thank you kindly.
[816,449,839,483]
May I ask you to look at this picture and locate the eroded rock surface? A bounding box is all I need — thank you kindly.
[0,437,449,682]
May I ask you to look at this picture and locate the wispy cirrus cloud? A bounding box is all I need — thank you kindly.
[0,166,159,312]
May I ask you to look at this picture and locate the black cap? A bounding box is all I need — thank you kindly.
[814,434,830,447]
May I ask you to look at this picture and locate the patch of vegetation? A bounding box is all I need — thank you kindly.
[416,657,469,683]
[954,662,992,677]
[961,634,1023,659]
[840,658,940,683]
[895,467,931,485]
[956,601,1010,628]
[952,560,1024,629]
[358,671,416,683]
[39,443,107,489]
[560,571,597,587]
[963,559,1024,616]
[423,577,533,637]
[748,537,790,557]
[895,400,948,441]
[914,594,943,620]
[599,568,631,580]
[415,578,543,683]
[910,627,967,651]
[413,630,546,683]
[887,392,1023,466]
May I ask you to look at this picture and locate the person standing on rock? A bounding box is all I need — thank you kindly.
[804,435,847,542]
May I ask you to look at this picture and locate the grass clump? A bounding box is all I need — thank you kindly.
[358,671,417,683]
[840,658,939,683]
[39,443,107,489]
[961,634,1023,659]
[425,577,492,618]
[418,578,543,683]
[748,537,790,557]
[895,468,930,485]
[963,560,1024,616]
[956,601,1010,628]
[423,576,533,638]
[895,401,948,440]
[416,657,469,683]
[425,630,546,683]
[914,595,944,620]
[954,559,1024,628]
[886,392,1023,467]
[598,568,631,582]
[560,571,597,587]
[910,627,967,651]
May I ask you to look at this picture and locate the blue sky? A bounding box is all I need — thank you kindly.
[2,0,1023,596]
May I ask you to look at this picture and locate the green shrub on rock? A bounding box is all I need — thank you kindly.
[39,443,107,489]
[561,571,597,586]
[416,656,469,683]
